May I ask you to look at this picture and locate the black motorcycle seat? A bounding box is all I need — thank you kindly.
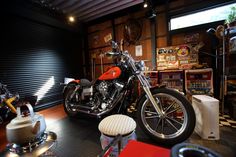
[80,79,92,87]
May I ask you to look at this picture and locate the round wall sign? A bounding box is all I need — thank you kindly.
[124,19,142,45]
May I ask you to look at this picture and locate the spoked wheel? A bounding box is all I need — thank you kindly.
[63,86,78,117]
[137,88,195,146]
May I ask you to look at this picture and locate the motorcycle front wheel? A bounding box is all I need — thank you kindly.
[137,87,196,146]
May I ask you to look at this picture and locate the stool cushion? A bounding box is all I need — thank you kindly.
[98,114,136,136]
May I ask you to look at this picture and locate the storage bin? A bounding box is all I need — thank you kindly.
[192,95,220,140]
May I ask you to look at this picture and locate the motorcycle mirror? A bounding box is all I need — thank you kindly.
[111,41,118,49]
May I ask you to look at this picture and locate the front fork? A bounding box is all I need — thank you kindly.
[137,74,164,117]
[142,87,164,116]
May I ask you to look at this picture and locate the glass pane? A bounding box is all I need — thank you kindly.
[170,3,236,30]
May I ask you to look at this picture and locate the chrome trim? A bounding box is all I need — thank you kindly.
[70,85,80,100]
[142,86,163,115]
[123,51,162,115]
[141,93,188,139]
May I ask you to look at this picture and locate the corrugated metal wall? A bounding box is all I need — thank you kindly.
[0,1,83,110]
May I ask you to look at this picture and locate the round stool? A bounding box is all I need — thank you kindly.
[98,114,136,156]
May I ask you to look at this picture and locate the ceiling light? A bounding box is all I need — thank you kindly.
[143,2,148,8]
[68,16,75,22]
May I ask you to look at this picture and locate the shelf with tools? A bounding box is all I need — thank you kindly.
[226,26,236,94]
[226,26,236,74]
[220,25,236,117]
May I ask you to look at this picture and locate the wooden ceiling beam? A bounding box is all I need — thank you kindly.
[77,0,134,18]
[55,0,79,10]
[76,0,120,17]
[51,0,66,6]
[40,0,144,22]
[71,0,107,14]
[59,0,94,13]
[78,0,143,21]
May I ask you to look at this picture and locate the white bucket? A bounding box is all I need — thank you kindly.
[100,131,136,157]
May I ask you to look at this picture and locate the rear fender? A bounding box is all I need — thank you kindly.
[62,80,80,97]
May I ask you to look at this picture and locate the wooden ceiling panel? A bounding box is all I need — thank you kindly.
[75,0,120,17]
[64,0,94,13]
[31,0,144,22]
[84,0,144,21]
[72,0,107,15]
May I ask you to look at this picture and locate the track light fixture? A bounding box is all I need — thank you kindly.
[143,1,148,8]
[68,16,75,23]
[143,0,157,19]
[143,2,148,8]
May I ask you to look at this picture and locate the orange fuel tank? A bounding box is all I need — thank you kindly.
[98,67,121,80]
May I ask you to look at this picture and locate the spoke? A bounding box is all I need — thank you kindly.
[145,110,158,115]
[166,106,181,115]
[161,119,164,134]
[155,118,162,131]
[165,118,178,131]
[156,97,163,112]
[164,101,176,113]
[166,116,183,126]
[146,115,160,119]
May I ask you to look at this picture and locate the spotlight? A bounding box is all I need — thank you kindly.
[206,28,219,49]
[143,2,148,8]
[206,28,216,35]
[68,16,75,22]
[146,9,156,19]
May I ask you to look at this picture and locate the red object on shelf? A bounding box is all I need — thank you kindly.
[119,140,170,157]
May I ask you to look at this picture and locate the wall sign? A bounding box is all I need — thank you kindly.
[135,45,143,56]
[104,33,112,43]
[156,44,199,70]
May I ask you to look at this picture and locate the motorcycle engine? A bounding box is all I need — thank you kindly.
[96,80,124,110]
[97,81,109,98]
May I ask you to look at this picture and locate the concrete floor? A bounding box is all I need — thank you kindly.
[187,127,236,157]
[0,104,236,157]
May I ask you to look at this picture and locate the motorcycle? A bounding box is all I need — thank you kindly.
[0,83,37,124]
[63,41,196,145]
[0,83,18,124]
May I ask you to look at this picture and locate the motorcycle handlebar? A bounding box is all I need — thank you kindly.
[105,51,120,56]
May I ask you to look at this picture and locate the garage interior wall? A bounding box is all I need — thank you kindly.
[85,0,232,78]
[0,1,84,110]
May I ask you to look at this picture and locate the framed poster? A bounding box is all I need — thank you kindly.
[135,45,142,56]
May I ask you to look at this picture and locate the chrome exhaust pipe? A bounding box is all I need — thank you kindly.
[76,93,124,118]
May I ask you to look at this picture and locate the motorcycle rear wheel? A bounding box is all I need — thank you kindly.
[137,87,196,146]
[63,85,78,117]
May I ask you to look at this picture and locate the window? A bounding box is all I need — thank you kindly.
[170,2,236,31]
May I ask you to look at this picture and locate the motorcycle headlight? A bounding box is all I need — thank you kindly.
[136,60,145,71]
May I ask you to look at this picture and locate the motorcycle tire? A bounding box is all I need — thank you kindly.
[137,87,196,146]
[63,84,78,117]
[171,143,222,157]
